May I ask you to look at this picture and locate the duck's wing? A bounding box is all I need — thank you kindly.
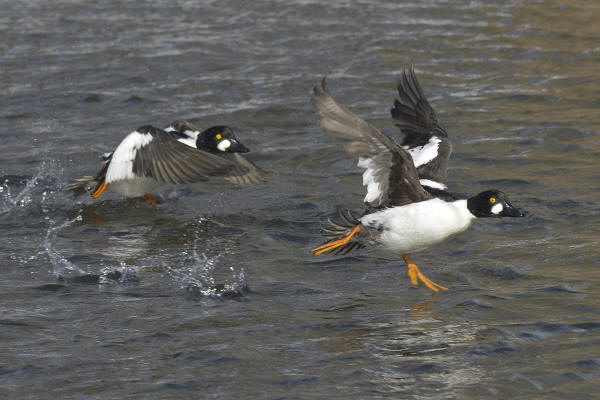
[105,126,245,184]
[166,121,266,185]
[312,79,429,208]
[220,153,267,185]
[391,65,452,190]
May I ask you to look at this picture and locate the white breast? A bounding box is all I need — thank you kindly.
[360,198,475,254]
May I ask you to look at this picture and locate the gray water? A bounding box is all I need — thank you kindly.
[2,1,600,398]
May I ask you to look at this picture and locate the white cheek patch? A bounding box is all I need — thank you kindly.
[217,139,231,152]
[491,203,503,215]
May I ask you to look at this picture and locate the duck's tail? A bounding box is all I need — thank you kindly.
[311,208,365,256]
[66,152,112,198]
[66,176,109,198]
[66,176,98,197]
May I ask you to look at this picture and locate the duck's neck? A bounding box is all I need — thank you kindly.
[452,199,477,220]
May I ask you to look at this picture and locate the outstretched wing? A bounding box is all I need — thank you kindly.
[391,65,452,188]
[106,126,243,184]
[220,152,267,185]
[312,79,429,208]
[166,120,266,185]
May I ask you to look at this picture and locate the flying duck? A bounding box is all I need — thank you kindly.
[68,121,265,203]
[310,69,524,292]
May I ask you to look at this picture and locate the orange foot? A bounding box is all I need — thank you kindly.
[91,181,108,199]
[402,253,448,292]
[311,225,361,255]
[143,194,163,206]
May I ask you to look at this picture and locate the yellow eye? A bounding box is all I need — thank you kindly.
[490,197,496,203]
[216,134,222,140]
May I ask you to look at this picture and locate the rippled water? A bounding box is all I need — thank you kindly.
[2,0,600,398]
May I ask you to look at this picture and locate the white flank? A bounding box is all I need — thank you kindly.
[105,130,154,183]
[358,156,387,205]
[108,178,164,197]
[491,203,503,215]
[217,139,231,152]
[406,137,441,167]
[419,179,447,190]
[360,198,475,254]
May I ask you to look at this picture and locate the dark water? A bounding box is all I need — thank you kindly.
[2,1,600,398]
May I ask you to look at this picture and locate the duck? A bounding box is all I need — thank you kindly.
[310,67,524,292]
[67,121,265,203]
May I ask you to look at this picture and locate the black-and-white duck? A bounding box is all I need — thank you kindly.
[68,121,265,203]
[310,69,524,292]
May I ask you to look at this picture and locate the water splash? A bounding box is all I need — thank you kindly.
[99,261,138,284]
[44,215,87,279]
[44,216,138,284]
[0,159,63,215]
[1,174,39,213]
[167,223,248,298]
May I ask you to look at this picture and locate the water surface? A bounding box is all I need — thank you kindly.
[2,1,600,398]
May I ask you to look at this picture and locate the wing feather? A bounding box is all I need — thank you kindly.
[312,79,429,208]
[391,65,452,185]
[130,126,240,184]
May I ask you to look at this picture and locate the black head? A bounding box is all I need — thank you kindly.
[196,125,250,153]
[467,190,524,218]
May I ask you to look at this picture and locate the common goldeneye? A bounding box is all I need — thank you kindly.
[68,121,265,202]
[310,74,524,292]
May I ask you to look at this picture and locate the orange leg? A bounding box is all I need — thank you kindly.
[143,194,164,205]
[311,225,361,255]
[402,253,448,292]
[91,181,108,198]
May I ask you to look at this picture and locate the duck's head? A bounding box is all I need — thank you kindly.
[467,190,524,218]
[197,125,250,153]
